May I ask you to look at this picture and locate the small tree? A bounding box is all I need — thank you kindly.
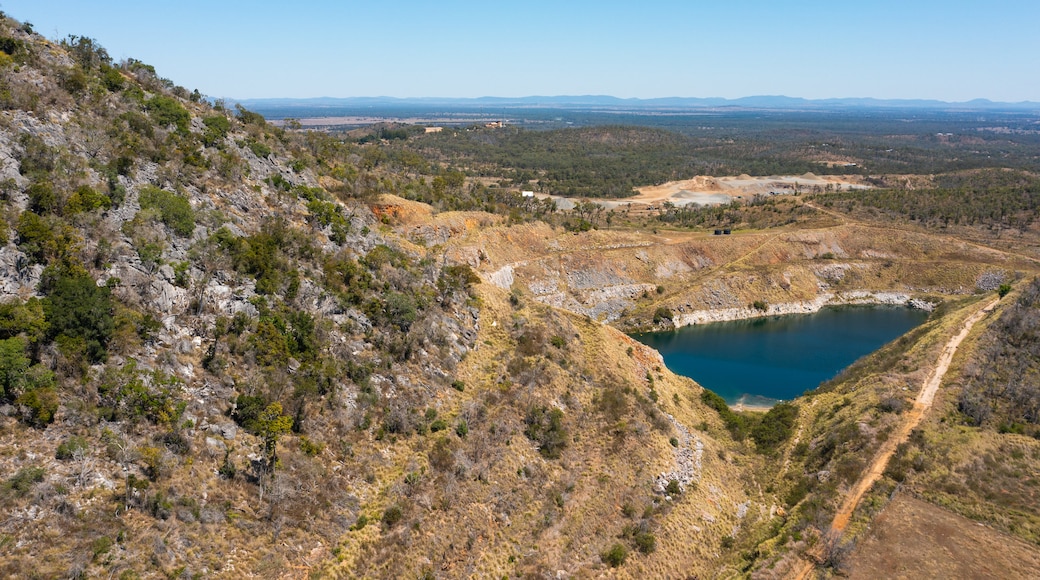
[42,270,115,364]
[601,543,628,567]
[524,406,569,459]
[653,306,673,324]
[256,402,292,472]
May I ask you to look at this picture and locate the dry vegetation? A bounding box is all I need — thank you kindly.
[0,11,1039,579]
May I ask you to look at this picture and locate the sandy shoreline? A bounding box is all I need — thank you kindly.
[732,402,775,413]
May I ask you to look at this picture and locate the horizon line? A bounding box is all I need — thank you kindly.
[230,94,1040,107]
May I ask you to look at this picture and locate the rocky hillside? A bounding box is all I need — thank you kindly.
[3,13,1037,580]
[0,15,775,579]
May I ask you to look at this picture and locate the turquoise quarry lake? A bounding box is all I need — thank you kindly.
[631,306,929,407]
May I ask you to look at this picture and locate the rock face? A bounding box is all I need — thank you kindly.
[486,264,514,289]
[538,282,658,322]
[673,291,918,327]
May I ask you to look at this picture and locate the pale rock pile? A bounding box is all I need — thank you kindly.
[655,410,704,494]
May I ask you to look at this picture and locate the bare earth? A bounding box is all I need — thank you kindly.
[846,493,1040,580]
[538,173,871,211]
[632,174,870,206]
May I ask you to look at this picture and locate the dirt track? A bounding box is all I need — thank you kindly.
[790,297,1000,579]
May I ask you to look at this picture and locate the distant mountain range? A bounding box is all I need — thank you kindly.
[233,95,1040,115]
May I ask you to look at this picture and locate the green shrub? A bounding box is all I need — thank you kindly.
[752,300,769,312]
[172,261,190,288]
[455,419,469,438]
[135,240,163,270]
[299,435,324,456]
[0,336,29,400]
[201,115,231,147]
[146,489,173,519]
[218,448,236,479]
[27,181,59,215]
[17,134,57,177]
[665,479,682,496]
[700,389,750,440]
[138,185,194,236]
[42,271,114,364]
[66,185,112,214]
[0,36,26,58]
[92,536,113,560]
[451,380,465,392]
[243,139,271,158]
[235,104,266,126]
[652,306,673,324]
[99,64,124,91]
[0,298,47,344]
[524,406,568,459]
[145,96,189,133]
[633,531,656,554]
[96,361,181,425]
[430,418,448,432]
[382,504,403,527]
[437,264,480,299]
[4,466,45,496]
[751,402,798,454]
[601,543,627,567]
[382,292,418,331]
[15,211,56,263]
[251,319,290,368]
[232,394,269,433]
[17,385,58,427]
[998,283,1012,298]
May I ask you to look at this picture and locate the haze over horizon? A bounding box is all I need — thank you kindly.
[6,0,1039,103]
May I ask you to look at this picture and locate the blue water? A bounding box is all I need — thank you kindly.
[632,306,928,406]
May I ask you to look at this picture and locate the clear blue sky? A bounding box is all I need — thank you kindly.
[5,0,1038,102]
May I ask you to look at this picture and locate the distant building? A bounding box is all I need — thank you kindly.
[425,126,443,133]
[521,191,535,198]
[485,121,504,128]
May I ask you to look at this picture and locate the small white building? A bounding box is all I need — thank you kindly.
[521,191,535,198]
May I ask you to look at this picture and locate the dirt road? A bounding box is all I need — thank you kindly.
[790,297,1000,580]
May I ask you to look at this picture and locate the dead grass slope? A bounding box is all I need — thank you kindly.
[315,282,766,578]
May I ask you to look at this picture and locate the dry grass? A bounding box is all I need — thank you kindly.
[847,493,1040,580]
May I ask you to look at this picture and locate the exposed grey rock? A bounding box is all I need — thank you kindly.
[198,508,225,524]
[0,246,42,299]
[205,437,226,452]
[976,270,1007,291]
[672,291,914,328]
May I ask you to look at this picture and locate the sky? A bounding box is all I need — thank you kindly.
[3,0,1038,102]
